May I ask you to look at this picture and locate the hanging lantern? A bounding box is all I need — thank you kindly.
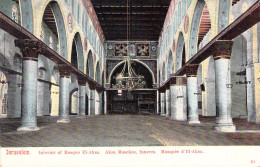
[114,58,145,90]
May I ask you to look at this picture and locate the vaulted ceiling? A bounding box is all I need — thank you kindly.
[91,0,171,41]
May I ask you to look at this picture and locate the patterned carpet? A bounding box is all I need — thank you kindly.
[0,115,260,147]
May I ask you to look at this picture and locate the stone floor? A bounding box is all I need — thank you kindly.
[0,115,260,147]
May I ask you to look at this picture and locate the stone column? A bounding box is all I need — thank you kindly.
[57,65,71,123]
[156,90,160,115]
[212,40,236,132]
[95,89,103,115]
[170,77,187,121]
[165,88,171,117]
[15,39,45,131]
[99,92,103,114]
[160,92,165,116]
[104,91,108,114]
[186,64,200,124]
[78,80,86,117]
[89,85,95,115]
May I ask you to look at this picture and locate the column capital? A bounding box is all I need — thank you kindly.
[15,39,46,61]
[78,79,87,86]
[58,64,71,78]
[186,64,199,77]
[170,76,187,85]
[78,76,87,86]
[89,84,96,90]
[211,40,234,60]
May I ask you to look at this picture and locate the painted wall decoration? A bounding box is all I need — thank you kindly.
[136,44,149,57]
[184,15,189,33]
[108,44,113,50]
[11,5,18,23]
[129,43,135,56]
[84,37,88,50]
[151,45,157,52]
[67,13,73,33]
[94,53,96,62]
[115,44,128,57]
[172,39,176,52]
[107,42,157,58]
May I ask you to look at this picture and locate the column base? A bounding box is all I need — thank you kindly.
[189,120,201,124]
[188,117,200,124]
[215,124,236,132]
[17,126,40,132]
[57,118,70,123]
[171,117,187,122]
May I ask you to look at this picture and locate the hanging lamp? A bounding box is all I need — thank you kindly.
[114,0,145,92]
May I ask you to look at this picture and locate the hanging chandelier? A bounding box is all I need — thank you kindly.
[113,57,145,90]
[112,0,145,91]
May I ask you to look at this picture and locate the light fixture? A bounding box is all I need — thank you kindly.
[113,0,145,92]
[113,57,145,90]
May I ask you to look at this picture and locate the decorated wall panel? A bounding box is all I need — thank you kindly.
[107,41,158,59]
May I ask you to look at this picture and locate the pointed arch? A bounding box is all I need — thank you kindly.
[167,50,174,78]
[176,32,185,71]
[95,61,101,84]
[41,1,68,58]
[189,0,206,59]
[71,32,84,72]
[108,59,155,86]
[86,50,94,79]
[162,62,166,83]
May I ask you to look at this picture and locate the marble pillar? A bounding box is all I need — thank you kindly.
[89,86,95,115]
[99,92,103,115]
[165,88,171,117]
[15,39,45,131]
[160,92,165,116]
[78,84,86,116]
[212,40,236,132]
[104,91,108,115]
[170,77,187,121]
[95,90,102,115]
[156,91,160,115]
[186,64,200,124]
[57,66,71,123]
